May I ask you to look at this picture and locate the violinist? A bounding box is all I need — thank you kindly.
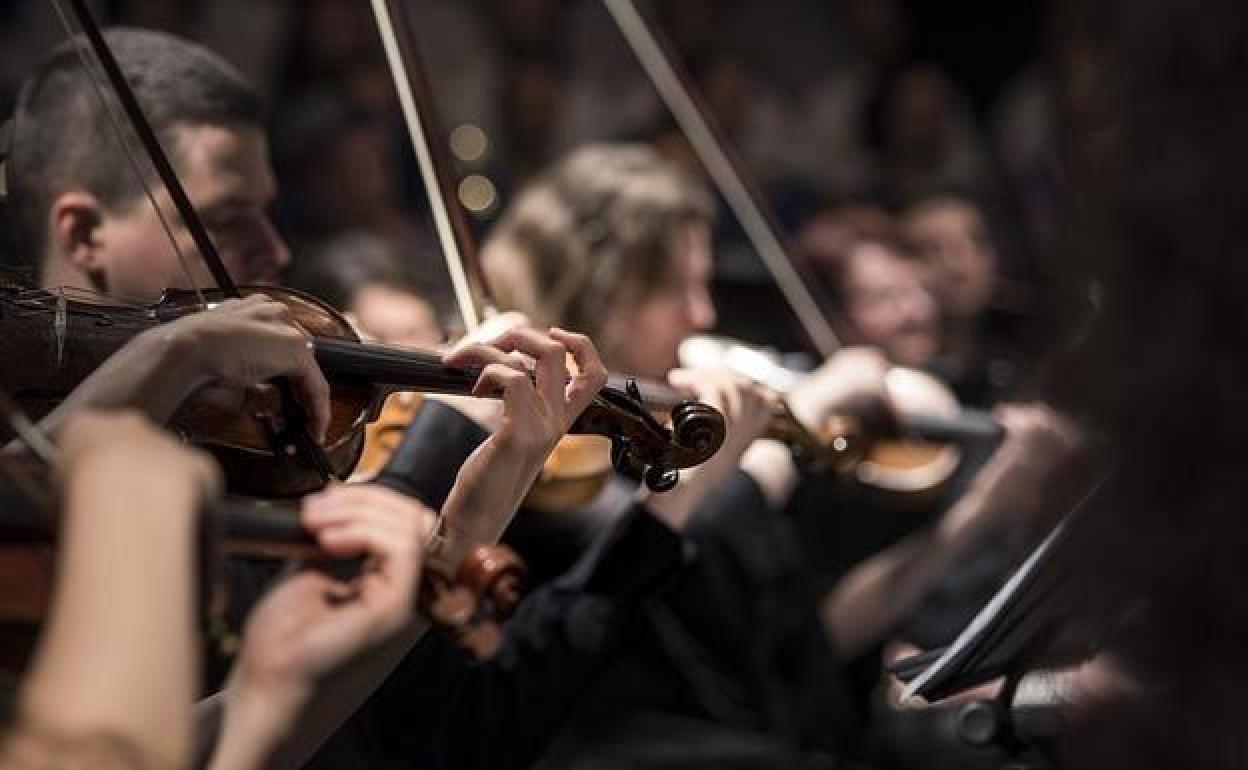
[6,26,332,437]
[793,208,1088,762]
[795,212,1045,640]
[799,198,1025,409]
[478,144,1078,770]
[0,406,439,770]
[795,212,944,371]
[3,26,752,770]
[899,192,1026,407]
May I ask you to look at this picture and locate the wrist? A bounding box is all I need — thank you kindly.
[436,429,553,560]
[936,470,1010,546]
[739,439,799,509]
[209,671,309,770]
[439,498,516,562]
[144,323,215,395]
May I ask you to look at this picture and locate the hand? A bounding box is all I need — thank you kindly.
[982,403,1082,501]
[230,484,434,711]
[786,346,891,433]
[211,484,433,768]
[643,366,780,529]
[945,403,1083,537]
[435,326,607,555]
[57,408,220,502]
[443,325,607,459]
[162,294,331,442]
[668,366,777,455]
[425,313,534,429]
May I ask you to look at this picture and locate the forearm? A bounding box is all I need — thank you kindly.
[207,620,430,770]
[821,476,1007,659]
[21,458,201,768]
[438,439,549,565]
[738,439,799,510]
[39,329,203,433]
[370,399,524,564]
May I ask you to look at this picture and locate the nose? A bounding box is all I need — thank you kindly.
[250,218,291,282]
[900,283,937,324]
[687,285,717,332]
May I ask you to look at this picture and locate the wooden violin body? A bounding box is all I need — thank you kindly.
[0,284,726,499]
[677,335,1003,508]
[0,284,372,497]
[0,458,528,666]
[355,391,425,478]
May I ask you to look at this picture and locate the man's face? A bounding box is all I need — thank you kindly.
[605,221,717,380]
[902,199,996,320]
[844,241,941,368]
[89,123,289,300]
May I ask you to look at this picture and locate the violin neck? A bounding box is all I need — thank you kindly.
[605,374,688,411]
[313,339,481,396]
[900,409,1002,444]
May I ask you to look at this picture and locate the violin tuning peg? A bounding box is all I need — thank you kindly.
[644,464,679,493]
[625,379,643,405]
[610,437,644,477]
[460,622,505,661]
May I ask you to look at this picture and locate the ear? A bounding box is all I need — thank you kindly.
[48,190,105,274]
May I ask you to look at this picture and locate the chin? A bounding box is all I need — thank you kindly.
[637,357,678,382]
[894,342,938,369]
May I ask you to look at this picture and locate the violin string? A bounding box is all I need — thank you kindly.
[322,338,650,400]
[47,0,209,309]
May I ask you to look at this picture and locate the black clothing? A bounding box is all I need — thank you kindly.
[301,401,689,770]
[533,471,863,770]
[372,400,491,509]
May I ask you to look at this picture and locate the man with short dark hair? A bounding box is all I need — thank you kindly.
[9,27,284,298]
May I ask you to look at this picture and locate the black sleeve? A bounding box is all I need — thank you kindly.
[372,400,489,509]
[310,504,688,770]
[659,470,862,751]
[657,468,813,671]
[686,468,799,588]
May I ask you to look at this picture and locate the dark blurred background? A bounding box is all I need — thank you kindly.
[0,0,1057,351]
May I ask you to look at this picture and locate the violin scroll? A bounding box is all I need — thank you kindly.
[418,544,528,661]
[669,400,730,468]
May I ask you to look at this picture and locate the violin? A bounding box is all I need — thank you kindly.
[0,409,527,665]
[356,390,425,478]
[503,359,1002,513]
[0,283,726,499]
[677,334,1002,505]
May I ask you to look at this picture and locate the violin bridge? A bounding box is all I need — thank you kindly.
[54,292,67,368]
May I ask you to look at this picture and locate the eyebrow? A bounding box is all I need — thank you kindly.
[197,193,270,218]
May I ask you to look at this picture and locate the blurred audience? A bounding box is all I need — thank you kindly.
[899,193,1024,405]
[286,230,446,346]
[0,0,1055,358]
